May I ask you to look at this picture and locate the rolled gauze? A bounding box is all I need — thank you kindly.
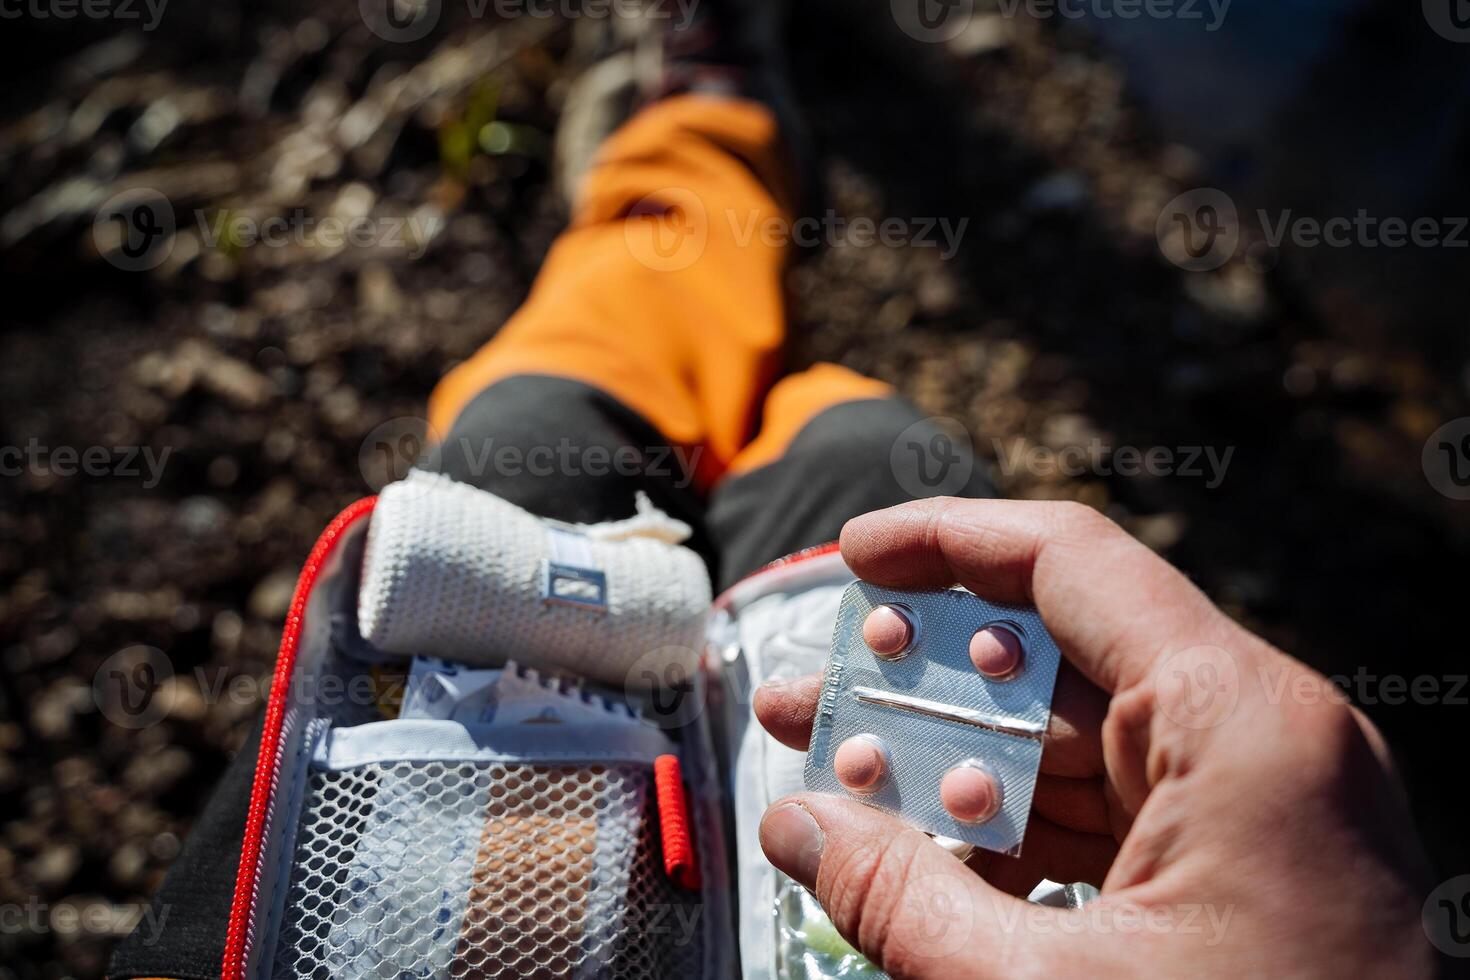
[358,470,710,688]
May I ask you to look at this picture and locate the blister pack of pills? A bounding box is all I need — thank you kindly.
[803,582,1062,855]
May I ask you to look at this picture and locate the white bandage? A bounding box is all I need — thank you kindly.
[358,470,710,688]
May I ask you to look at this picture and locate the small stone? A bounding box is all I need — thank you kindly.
[948,14,1012,56]
[1023,173,1090,213]
[248,569,298,622]
[31,844,81,890]
[358,262,404,316]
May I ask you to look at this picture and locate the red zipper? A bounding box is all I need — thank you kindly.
[711,540,843,611]
[739,540,840,578]
[222,496,377,980]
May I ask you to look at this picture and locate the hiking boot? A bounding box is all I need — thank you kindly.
[553,0,817,213]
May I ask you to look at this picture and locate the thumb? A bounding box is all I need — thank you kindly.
[759,794,1104,979]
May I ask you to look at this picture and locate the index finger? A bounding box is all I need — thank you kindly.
[839,498,1233,695]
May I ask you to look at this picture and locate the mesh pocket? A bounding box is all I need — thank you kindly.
[270,760,704,979]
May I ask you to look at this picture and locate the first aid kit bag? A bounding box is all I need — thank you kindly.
[113,471,1078,980]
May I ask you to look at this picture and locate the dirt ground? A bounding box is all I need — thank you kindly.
[1,2,1467,976]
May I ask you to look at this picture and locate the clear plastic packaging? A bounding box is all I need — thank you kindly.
[774,875,882,979]
[804,583,1062,855]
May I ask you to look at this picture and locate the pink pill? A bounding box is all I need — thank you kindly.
[834,735,889,793]
[940,762,1001,823]
[969,625,1024,678]
[862,605,914,659]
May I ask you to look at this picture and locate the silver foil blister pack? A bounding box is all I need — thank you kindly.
[803,583,1061,854]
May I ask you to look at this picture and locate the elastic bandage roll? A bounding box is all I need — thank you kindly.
[358,470,710,687]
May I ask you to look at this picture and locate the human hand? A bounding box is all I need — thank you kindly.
[755,498,1435,978]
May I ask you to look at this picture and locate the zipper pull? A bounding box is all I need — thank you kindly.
[653,754,701,891]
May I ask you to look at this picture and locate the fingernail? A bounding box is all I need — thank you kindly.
[760,802,824,887]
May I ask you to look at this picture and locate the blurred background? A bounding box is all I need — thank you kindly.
[2,0,1468,975]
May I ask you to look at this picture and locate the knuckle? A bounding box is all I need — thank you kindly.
[1103,680,1155,744]
[1238,692,1370,801]
[1052,499,1115,538]
[922,496,962,543]
[934,501,996,557]
[1284,692,1361,759]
